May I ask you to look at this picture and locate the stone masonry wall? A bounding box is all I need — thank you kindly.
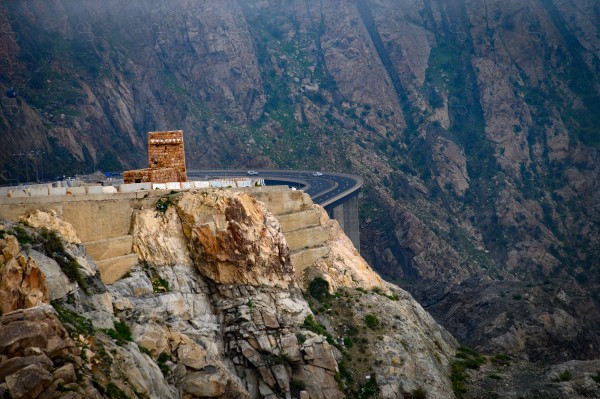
[123,168,178,184]
[147,131,187,182]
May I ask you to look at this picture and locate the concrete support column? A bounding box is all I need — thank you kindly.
[328,194,360,253]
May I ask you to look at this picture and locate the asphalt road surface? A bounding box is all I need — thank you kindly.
[187,169,363,207]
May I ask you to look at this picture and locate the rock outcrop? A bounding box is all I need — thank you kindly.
[0,235,49,314]
[21,210,81,245]
[302,206,387,292]
[175,190,294,288]
[297,205,458,398]
[124,189,344,398]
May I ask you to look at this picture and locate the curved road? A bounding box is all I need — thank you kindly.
[187,169,363,207]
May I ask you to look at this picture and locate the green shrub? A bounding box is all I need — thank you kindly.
[412,387,427,399]
[358,374,380,399]
[52,301,94,337]
[302,315,335,344]
[104,320,132,345]
[492,353,512,366]
[364,314,380,330]
[105,382,129,399]
[11,225,32,244]
[138,345,152,356]
[451,347,487,398]
[38,228,88,294]
[450,361,468,397]
[296,332,306,344]
[559,370,572,381]
[303,314,327,335]
[270,351,291,365]
[150,275,170,293]
[308,277,330,301]
[155,197,174,213]
[157,352,171,376]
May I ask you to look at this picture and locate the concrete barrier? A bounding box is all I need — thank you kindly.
[103,186,118,194]
[85,186,104,195]
[290,246,330,275]
[49,187,67,196]
[166,182,181,190]
[85,236,134,261]
[9,189,29,198]
[285,226,330,252]
[30,187,49,197]
[152,183,167,190]
[277,208,321,232]
[193,181,210,189]
[67,187,87,196]
[0,185,339,282]
[119,183,152,193]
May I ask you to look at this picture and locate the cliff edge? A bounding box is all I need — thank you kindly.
[0,189,457,398]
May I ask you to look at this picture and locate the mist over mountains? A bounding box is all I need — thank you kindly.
[1,0,599,365]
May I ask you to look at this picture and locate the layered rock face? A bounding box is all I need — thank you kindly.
[0,189,458,398]
[127,190,343,399]
[0,235,49,314]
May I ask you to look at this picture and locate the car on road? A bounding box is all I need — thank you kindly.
[247,170,259,175]
[312,172,323,176]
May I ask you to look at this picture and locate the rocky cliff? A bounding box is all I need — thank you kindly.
[1,0,599,384]
[0,190,457,398]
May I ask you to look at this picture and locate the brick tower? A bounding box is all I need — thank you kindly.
[123,130,188,183]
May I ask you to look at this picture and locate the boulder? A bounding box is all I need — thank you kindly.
[0,354,53,380]
[20,210,81,244]
[0,305,79,360]
[27,250,75,301]
[53,362,76,384]
[5,364,53,399]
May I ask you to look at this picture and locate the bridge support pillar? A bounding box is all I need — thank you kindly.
[326,194,360,253]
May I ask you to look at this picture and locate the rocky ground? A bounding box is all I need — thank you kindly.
[424,277,600,363]
[459,357,600,399]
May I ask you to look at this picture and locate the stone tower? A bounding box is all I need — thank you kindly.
[123,130,188,184]
[147,131,187,181]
